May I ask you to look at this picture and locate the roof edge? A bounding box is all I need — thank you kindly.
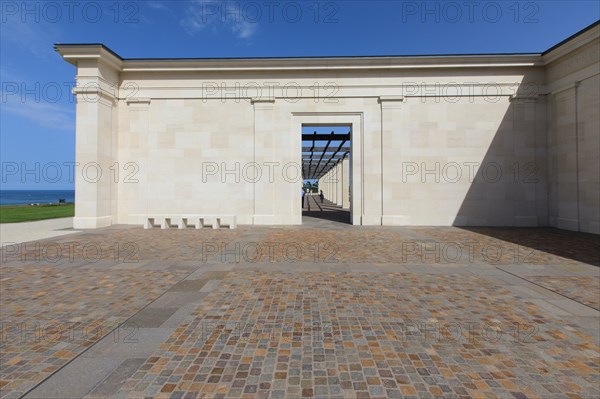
[54,20,599,68]
[542,20,599,55]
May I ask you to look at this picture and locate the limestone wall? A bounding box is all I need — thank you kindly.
[113,67,548,226]
[56,24,599,231]
[382,92,548,226]
[545,28,600,234]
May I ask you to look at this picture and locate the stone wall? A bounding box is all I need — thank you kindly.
[545,27,600,234]
[56,23,599,232]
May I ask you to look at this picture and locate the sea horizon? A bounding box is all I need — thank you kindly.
[0,189,75,206]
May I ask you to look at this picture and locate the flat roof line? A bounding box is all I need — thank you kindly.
[54,19,599,62]
[54,43,541,61]
[543,20,599,55]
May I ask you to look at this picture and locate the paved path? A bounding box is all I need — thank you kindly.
[0,224,598,399]
[303,196,351,225]
[0,217,79,246]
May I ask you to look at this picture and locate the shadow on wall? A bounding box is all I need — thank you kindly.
[452,94,547,228]
[451,92,599,266]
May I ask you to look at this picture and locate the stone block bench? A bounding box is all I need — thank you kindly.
[144,215,236,229]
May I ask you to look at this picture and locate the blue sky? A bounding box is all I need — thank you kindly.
[1,0,599,189]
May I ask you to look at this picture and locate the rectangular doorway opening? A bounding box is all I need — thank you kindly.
[301,124,352,225]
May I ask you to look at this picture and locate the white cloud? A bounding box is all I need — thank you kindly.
[229,19,257,39]
[1,99,75,132]
[181,0,258,39]
[1,68,75,132]
[0,19,61,59]
[147,1,169,10]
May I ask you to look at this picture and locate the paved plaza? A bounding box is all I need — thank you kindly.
[1,209,599,399]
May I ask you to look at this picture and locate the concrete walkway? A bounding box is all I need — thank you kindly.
[303,195,351,225]
[0,217,79,246]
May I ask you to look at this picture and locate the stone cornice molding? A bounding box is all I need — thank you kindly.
[55,45,545,72]
[125,97,151,105]
[119,55,543,72]
[72,86,117,105]
[543,24,600,65]
[509,94,540,103]
[378,95,406,103]
[55,44,122,72]
[378,95,406,109]
[251,97,275,110]
[55,23,598,77]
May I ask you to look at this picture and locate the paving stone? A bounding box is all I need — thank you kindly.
[159,303,202,329]
[527,299,573,317]
[0,265,187,398]
[2,225,598,399]
[548,299,599,316]
[530,276,600,310]
[82,328,175,359]
[167,272,228,292]
[112,270,599,398]
[87,358,146,397]
[198,279,223,292]
[23,357,122,399]
[145,292,208,309]
[127,307,179,328]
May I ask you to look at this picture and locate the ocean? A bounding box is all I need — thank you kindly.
[0,190,75,206]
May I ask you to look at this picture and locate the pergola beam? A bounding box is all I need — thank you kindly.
[304,131,317,179]
[301,133,350,141]
[310,132,334,179]
[302,146,350,153]
[315,139,348,178]
[301,131,351,180]
[303,156,346,162]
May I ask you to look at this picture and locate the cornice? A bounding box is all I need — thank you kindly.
[542,24,600,65]
[55,44,122,71]
[54,22,599,74]
[119,55,543,72]
[72,86,117,104]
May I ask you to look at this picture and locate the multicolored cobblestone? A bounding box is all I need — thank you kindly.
[1,226,245,263]
[2,224,597,266]
[253,226,599,266]
[0,264,189,398]
[523,276,600,311]
[1,224,598,398]
[115,271,600,399]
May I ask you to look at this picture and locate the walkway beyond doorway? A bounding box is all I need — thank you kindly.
[302,194,350,225]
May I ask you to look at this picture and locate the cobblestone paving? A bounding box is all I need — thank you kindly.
[115,271,599,399]
[0,263,189,399]
[2,224,597,266]
[457,228,600,267]
[423,228,600,267]
[2,226,245,263]
[523,276,600,311]
[257,227,598,266]
[1,224,598,399]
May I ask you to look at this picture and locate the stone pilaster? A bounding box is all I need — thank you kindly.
[66,47,122,228]
[379,96,406,225]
